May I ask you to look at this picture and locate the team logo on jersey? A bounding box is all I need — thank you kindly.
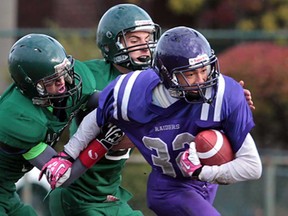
[154,124,180,132]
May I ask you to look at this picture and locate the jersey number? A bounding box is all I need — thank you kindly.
[142,132,194,177]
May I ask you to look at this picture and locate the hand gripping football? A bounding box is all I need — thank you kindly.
[195,129,234,166]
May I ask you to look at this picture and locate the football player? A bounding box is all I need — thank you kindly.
[46,4,160,216]
[0,33,102,216]
[42,26,262,216]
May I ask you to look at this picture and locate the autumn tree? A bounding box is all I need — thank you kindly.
[167,0,288,31]
[219,42,288,149]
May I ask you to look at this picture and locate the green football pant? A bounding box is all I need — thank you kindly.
[0,192,37,216]
[49,188,143,216]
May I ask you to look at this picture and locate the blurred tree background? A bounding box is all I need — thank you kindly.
[166,0,288,30]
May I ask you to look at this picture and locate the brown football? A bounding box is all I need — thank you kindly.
[195,130,234,165]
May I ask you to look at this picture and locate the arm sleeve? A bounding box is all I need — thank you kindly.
[61,159,87,187]
[28,145,57,170]
[64,109,101,159]
[199,133,262,184]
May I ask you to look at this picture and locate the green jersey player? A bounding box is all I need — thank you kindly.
[48,4,160,216]
[0,33,99,216]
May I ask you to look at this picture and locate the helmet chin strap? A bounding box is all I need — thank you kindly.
[51,97,68,121]
[184,92,201,103]
[125,58,151,71]
[184,86,214,104]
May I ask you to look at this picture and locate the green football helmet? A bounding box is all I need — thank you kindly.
[8,34,82,109]
[97,4,161,70]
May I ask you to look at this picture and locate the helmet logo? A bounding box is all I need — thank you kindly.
[189,54,209,66]
[106,31,113,39]
[134,20,155,32]
[24,76,32,84]
[135,20,153,25]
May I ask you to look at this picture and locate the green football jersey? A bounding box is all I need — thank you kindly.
[84,59,122,91]
[0,61,96,198]
[57,59,133,203]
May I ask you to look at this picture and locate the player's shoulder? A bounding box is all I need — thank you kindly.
[74,60,96,93]
[217,74,246,107]
[109,69,158,100]
[113,69,160,121]
[0,88,48,148]
[74,59,93,79]
[81,59,114,75]
[82,59,121,87]
[220,74,244,96]
[82,58,107,69]
[101,68,159,101]
[74,59,91,72]
[0,85,39,114]
[221,74,242,90]
[122,68,159,87]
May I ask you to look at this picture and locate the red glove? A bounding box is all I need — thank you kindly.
[180,142,202,177]
[39,152,73,189]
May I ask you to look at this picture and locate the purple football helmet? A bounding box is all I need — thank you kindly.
[153,26,219,103]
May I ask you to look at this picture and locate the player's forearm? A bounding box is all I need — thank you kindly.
[199,133,262,184]
[62,139,110,187]
[28,145,57,170]
[61,159,87,187]
[64,109,100,159]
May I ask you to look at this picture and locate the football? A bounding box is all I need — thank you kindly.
[195,129,234,166]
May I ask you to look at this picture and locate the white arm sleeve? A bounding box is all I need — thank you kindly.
[64,109,101,159]
[199,133,262,184]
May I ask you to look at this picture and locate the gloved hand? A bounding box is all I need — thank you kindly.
[97,123,125,148]
[39,151,74,189]
[180,142,202,177]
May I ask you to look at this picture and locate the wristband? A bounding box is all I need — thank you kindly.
[78,139,108,168]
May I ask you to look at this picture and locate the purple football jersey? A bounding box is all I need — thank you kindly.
[98,69,254,178]
[96,68,254,215]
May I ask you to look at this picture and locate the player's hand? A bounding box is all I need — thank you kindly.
[180,142,202,177]
[97,123,125,148]
[39,152,74,189]
[239,80,255,110]
[77,123,125,169]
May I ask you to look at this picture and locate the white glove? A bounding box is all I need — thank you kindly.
[180,142,202,177]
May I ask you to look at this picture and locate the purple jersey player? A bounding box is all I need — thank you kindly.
[43,26,262,216]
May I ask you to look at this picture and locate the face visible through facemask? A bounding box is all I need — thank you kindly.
[114,30,154,73]
[123,31,152,64]
[43,75,66,95]
[176,66,210,93]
